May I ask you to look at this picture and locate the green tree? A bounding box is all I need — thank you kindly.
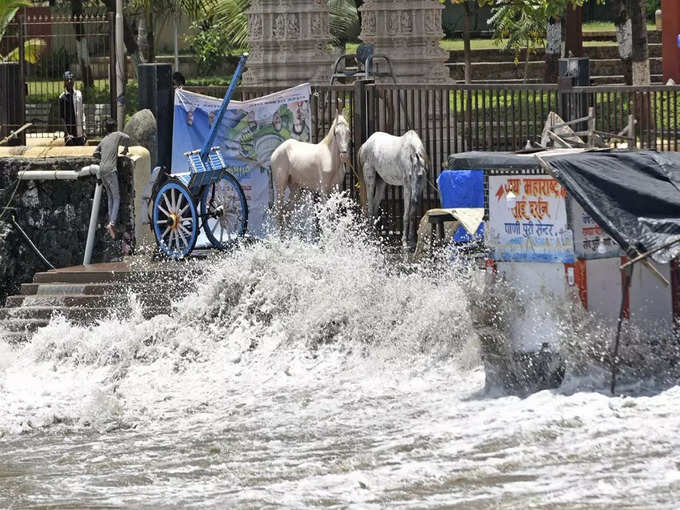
[611,0,650,86]
[630,0,650,86]
[487,1,545,82]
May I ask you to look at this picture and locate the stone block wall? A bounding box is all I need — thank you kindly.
[0,156,135,304]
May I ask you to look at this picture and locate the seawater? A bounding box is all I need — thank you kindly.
[1,194,679,509]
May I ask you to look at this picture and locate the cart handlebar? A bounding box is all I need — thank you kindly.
[200,53,249,160]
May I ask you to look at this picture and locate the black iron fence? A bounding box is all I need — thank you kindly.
[1,12,114,141]
[185,81,680,240]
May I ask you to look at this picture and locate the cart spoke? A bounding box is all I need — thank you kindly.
[163,193,172,214]
[177,228,187,247]
[157,204,171,217]
[177,193,186,212]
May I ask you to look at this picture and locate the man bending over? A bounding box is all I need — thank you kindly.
[79,119,130,239]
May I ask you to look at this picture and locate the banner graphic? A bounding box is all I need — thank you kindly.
[171,84,312,237]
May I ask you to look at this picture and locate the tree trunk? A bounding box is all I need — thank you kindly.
[544,17,561,83]
[137,16,149,63]
[70,0,94,89]
[463,1,472,84]
[611,0,632,85]
[630,0,650,86]
[524,44,530,83]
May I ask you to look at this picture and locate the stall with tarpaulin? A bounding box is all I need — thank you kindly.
[537,149,680,392]
[447,149,680,393]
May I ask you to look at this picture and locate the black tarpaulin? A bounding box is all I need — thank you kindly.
[540,150,680,263]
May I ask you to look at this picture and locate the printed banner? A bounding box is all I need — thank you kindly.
[171,84,312,237]
[487,175,575,263]
[568,197,623,259]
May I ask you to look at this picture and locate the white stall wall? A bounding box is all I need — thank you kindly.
[585,258,623,328]
[585,258,673,337]
[496,262,569,352]
[629,261,673,337]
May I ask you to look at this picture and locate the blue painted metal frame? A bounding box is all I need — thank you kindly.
[177,53,249,194]
[200,53,249,161]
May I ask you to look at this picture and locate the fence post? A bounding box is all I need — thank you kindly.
[0,63,23,145]
[108,11,116,124]
[17,10,26,145]
[353,79,371,210]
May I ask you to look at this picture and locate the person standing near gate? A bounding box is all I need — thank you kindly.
[79,118,130,239]
[59,70,87,146]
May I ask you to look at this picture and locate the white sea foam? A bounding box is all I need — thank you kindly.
[1,194,679,508]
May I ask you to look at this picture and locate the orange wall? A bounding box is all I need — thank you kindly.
[662,0,680,82]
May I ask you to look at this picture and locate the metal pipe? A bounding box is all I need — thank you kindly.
[83,182,102,265]
[116,0,125,131]
[18,170,80,180]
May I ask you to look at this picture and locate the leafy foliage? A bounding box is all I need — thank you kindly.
[186,20,236,76]
[0,0,30,43]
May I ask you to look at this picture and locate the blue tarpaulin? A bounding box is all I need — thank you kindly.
[437,170,485,242]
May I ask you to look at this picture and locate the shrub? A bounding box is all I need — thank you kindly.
[186,21,234,77]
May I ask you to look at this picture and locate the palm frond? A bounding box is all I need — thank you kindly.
[329,0,359,47]
[212,0,358,50]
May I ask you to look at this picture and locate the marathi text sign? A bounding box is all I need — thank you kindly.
[568,197,623,259]
[171,84,312,237]
[488,175,575,263]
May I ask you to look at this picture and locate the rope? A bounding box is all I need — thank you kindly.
[345,160,362,190]
[0,178,21,222]
[10,215,56,270]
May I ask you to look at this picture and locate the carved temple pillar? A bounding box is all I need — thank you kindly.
[358,0,450,83]
[244,0,333,87]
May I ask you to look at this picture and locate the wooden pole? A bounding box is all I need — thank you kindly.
[611,264,633,394]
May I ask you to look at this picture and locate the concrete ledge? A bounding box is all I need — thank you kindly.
[0,144,153,253]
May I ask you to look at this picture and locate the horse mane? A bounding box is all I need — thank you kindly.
[322,114,348,146]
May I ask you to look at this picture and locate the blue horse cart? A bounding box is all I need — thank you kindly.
[150,54,249,259]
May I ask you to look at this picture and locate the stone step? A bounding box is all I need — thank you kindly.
[0,330,31,344]
[447,43,662,63]
[0,306,170,322]
[27,281,188,297]
[583,30,661,44]
[591,74,665,85]
[5,293,173,309]
[448,57,663,82]
[20,283,39,296]
[466,73,666,86]
[32,269,185,284]
[0,318,51,333]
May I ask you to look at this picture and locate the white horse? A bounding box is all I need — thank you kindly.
[270,106,351,227]
[359,130,428,251]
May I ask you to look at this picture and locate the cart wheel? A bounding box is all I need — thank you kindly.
[153,180,198,259]
[200,171,248,250]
